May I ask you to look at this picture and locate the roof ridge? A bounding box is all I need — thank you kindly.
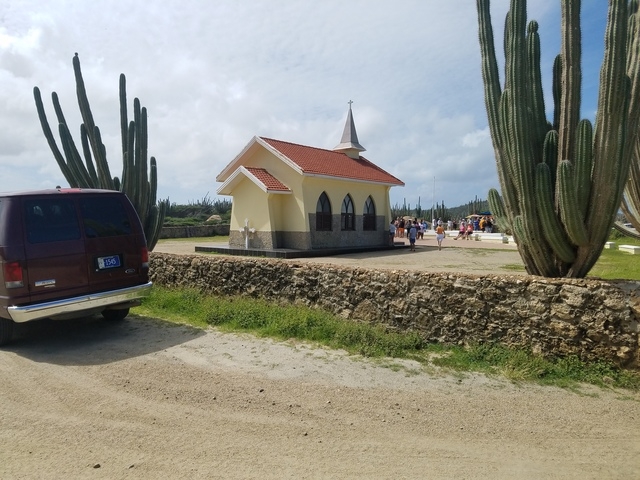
[260,137,341,155]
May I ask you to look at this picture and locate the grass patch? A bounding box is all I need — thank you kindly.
[588,234,640,280]
[431,343,639,390]
[500,263,526,272]
[136,286,640,392]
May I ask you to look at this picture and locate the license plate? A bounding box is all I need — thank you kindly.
[97,255,121,270]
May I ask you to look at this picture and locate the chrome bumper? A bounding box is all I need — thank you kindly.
[8,282,153,323]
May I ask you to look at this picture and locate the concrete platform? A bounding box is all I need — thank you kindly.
[194,243,408,259]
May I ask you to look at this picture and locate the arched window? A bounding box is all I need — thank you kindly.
[341,194,355,231]
[316,192,332,231]
[363,196,376,231]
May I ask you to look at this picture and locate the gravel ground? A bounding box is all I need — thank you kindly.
[2,238,639,479]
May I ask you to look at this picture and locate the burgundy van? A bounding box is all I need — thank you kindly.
[0,188,152,344]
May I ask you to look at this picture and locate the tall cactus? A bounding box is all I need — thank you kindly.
[477,0,640,277]
[34,53,167,251]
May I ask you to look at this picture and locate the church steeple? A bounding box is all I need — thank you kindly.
[333,100,366,159]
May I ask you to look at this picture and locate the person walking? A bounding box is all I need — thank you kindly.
[435,222,445,251]
[454,220,466,240]
[408,221,417,252]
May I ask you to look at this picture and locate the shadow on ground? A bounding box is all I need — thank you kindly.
[4,314,203,367]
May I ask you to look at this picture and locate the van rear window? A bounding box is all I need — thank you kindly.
[79,197,132,237]
[25,199,81,243]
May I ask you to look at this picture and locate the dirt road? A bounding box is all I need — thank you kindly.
[2,313,639,479]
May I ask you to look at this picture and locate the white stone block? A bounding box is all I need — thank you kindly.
[618,244,640,254]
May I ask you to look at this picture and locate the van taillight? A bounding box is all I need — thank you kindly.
[4,261,24,288]
[141,247,149,268]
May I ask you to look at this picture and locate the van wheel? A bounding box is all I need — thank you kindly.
[0,318,14,345]
[102,308,130,321]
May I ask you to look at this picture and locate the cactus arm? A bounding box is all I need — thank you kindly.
[487,188,512,234]
[505,0,536,220]
[552,55,562,131]
[79,124,99,188]
[119,73,128,160]
[90,126,115,190]
[33,87,75,185]
[478,0,516,213]
[527,20,548,162]
[51,92,69,127]
[557,0,582,163]
[588,0,629,222]
[535,163,576,264]
[149,157,158,207]
[477,0,503,150]
[58,124,91,187]
[542,129,559,190]
[72,54,115,190]
[513,215,557,277]
[121,121,134,197]
[139,106,150,226]
[573,119,593,220]
[557,160,589,247]
[133,98,142,211]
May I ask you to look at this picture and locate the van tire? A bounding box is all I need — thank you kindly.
[0,318,14,345]
[102,308,130,321]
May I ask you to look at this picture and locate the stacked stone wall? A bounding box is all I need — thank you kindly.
[149,253,640,369]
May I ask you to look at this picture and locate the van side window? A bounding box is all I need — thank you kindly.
[25,199,81,243]
[80,197,132,238]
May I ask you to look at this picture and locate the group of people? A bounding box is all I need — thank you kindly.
[389,217,446,251]
[389,215,495,250]
[453,216,494,240]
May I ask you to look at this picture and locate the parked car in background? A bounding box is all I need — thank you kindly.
[0,188,152,345]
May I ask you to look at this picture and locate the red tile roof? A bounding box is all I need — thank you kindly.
[260,137,404,186]
[244,167,290,192]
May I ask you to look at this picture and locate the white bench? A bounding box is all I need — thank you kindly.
[473,233,509,243]
[619,244,640,254]
[604,242,617,249]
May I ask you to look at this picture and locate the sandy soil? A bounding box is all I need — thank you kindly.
[2,239,639,479]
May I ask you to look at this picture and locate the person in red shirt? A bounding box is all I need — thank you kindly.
[464,223,474,240]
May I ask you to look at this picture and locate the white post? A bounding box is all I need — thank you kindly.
[432,176,435,229]
[244,218,249,249]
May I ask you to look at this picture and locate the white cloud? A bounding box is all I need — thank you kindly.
[0,0,608,208]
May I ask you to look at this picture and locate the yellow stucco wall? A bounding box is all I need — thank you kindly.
[229,178,272,232]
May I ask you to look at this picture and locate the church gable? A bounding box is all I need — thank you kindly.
[217,165,291,195]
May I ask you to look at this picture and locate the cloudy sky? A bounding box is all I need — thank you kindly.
[1,1,608,210]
